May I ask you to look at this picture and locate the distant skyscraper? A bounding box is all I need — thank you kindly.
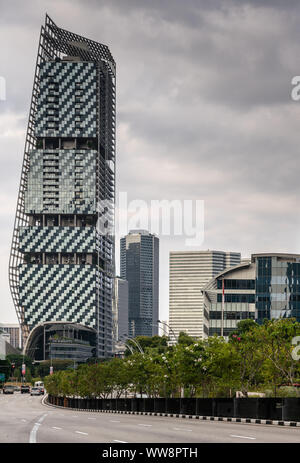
[8,15,116,359]
[169,250,241,341]
[112,277,129,350]
[120,230,159,337]
[0,330,20,359]
[0,324,21,349]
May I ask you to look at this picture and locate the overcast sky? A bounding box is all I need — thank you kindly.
[1,0,300,324]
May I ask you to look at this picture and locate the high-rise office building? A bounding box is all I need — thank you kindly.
[8,15,116,359]
[0,324,21,349]
[169,250,241,341]
[120,230,159,337]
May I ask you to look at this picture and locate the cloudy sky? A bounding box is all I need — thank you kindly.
[1,0,300,324]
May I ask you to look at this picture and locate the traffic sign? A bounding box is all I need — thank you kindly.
[0,373,5,381]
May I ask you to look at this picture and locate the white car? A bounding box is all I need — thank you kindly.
[31,387,41,396]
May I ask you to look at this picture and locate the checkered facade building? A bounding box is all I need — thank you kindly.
[10,16,116,357]
[35,61,97,138]
[19,264,97,328]
[24,149,96,214]
[19,226,96,253]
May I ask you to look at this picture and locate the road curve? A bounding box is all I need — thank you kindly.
[0,392,300,443]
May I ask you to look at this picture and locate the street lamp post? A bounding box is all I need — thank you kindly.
[157,320,177,344]
[120,334,144,355]
[116,336,135,355]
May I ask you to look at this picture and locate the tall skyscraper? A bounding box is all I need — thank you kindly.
[169,250,241,341]
[9,15,115,359]
[120,230,159,337]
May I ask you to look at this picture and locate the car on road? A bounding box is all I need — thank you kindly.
[34,381,44,394]
[21,385,30,394]
[3,385,15,394]
[30,387,42,396]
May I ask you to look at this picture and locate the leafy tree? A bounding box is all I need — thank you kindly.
[103,358,131,398]
[201,337,240,397]
[229,326,265,396]
[135,336,168,353]
[43,319,300,399]
[230,319,259,337]
[177,332,196,346]
[14,368,21,381]
[256,319,300,387]
[6,354,34,374]
[0,359,10,382]
[36,359,74,378]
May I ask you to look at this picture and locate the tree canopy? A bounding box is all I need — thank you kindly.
[45,319,300,399]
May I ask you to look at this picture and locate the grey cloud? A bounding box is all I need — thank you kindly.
[1,0,300,322]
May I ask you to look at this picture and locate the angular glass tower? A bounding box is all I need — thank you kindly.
[9,15,115,358]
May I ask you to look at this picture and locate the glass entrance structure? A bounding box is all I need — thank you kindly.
[9,15,115,358]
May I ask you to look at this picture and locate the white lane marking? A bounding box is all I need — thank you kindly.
[138,424,152,427]
[230,434,256,440]
[88,418,96,420]
[173,427,192,432]
[29,414,48,443]
[114,440,128,443]
[75,431,88,435]
[110,420,120,423]
[52,427,62,430]
[21,419,27,422]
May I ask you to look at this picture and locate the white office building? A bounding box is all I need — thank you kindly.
[0,324,21,349]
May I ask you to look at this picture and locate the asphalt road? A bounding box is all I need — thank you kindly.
[1,392,300,443]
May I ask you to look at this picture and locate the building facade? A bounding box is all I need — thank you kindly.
[120,230,159,337]
[158,320,170,337]
[203,261,256,336]
[169,250,241,341]
[255,253,300,323]
[9,15,116,359]
[112,277,129,351]
[203,253,300,336]
[0,324,21,349]
[0,330,20,360]
[24,322,96,362]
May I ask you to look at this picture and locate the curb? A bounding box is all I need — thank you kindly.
[43,396,300,427]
